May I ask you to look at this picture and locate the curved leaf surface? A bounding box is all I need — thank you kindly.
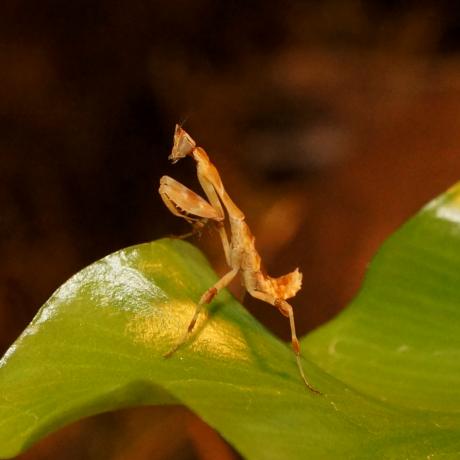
[1,185,460,459]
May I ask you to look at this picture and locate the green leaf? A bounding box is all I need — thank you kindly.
[1,184,460,459]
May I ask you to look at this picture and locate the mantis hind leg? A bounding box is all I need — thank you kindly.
[247,289,321,394]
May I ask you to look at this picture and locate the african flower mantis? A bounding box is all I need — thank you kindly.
[159,125,320,393]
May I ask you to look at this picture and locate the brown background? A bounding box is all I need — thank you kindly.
[1,1,460,459]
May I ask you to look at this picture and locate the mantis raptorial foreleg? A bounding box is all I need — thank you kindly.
[159,176,221,223]
[159,174,221,239]
[159,174,232,262]
[164,267,239,357]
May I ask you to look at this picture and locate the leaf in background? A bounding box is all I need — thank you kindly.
[1,184,460,459]
[303,184,460,413]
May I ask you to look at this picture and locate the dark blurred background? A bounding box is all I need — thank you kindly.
[1,1,460,458]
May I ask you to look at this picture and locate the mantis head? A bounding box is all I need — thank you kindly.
[169,124,196,163]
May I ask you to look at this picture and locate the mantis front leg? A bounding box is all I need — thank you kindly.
[159,174,232,264]
[159,176,221,224]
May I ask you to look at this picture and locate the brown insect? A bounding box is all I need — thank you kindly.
[159,125,320,393]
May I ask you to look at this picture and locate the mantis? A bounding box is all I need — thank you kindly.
[159,125,320,393]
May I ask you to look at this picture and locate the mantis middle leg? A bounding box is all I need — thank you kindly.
[164,267,239,357]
